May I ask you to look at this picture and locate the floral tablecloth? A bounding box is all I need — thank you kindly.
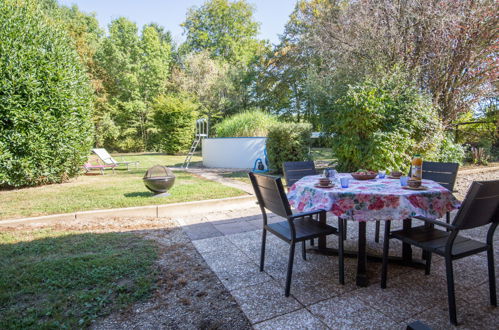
[287,174,460,222]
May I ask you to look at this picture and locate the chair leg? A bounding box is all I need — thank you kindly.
[487,247,497,306]
[338,217,345,285]
[425,252,432,275]
[301,241,306,260]
[446,212,451,232]
[375,220,380,243]
[445,258,458,326]
[260,229,267,271]
[285,243,296,297]
[381,220,391,289]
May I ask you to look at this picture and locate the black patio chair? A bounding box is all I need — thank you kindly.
[374,162,459,243]
[282,161,317,188]
[248,172,345,297]
[380,180,499,326]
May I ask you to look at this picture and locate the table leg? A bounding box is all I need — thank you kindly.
[402,218,413,262]
[356,221,368,287]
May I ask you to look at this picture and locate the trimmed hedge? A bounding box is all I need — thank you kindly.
[266,122,312,173]
[0,1,94,187]
[215,109,278,137]
[152,94,199,154]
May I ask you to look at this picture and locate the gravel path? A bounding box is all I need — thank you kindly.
[454,166,499,200]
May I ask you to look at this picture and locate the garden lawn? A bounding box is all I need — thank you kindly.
[0,153,246,220]
[0,229,158,328]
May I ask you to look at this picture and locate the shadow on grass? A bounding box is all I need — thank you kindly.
[124,191,155,198]
[0,231,159,329]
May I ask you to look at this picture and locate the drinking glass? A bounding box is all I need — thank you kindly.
[378,170,386,179]
[340,177,349,188]
[400,176,409,186]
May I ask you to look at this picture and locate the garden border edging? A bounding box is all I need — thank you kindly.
[0,195,257,227]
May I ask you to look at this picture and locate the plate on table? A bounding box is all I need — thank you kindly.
[402,186,429,191]
[314,183,335,189]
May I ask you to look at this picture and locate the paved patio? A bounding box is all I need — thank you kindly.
[179,207,499,329]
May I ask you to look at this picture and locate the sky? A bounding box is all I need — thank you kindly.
[57,0,298,45]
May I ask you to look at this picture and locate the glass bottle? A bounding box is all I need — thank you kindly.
[411,154,423,181]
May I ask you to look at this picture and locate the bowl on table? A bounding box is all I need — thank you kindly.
[351,172,377,180]
[318,177,332,187]
[390,171,403,178]
[407,179,422,188]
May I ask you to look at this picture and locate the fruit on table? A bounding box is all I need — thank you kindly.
[354,169,376,175]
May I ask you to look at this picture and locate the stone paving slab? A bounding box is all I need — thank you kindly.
[230,280,303,324]
[184,206,498,329]
[253,308,329,330]
[308,292,399,329]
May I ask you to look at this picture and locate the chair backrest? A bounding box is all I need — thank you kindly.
[248,172,292,218]
[410,161,459,191]
[282,161,316,188]
[92,148,116,165]
[452,180,499,230]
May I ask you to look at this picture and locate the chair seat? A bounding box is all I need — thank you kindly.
[391,225,488,259]
[266,218,337,242]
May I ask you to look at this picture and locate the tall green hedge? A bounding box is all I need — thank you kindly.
[152,94,199,154]
[0,1,94,187]
[266,122,312,173]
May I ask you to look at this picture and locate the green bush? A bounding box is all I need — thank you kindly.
[0,1,94,187]
[152,94,199,154]
[428,133,465,164]
[215,109,279,137]
[328,70,441,172]
[266,122,312,173]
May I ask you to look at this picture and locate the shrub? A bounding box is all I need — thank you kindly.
[215,109,279,137]
[0,1,94,187]
[152,94,199,154]
[328,70,441,172]
[428,133,465,164]
[266,122,312,173]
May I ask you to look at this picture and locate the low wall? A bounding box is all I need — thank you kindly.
[202,137,267,169]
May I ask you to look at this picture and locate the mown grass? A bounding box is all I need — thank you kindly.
[0,153,245,220]
[0,229,159,329]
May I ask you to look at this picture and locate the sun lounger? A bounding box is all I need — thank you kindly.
[92,148,139,170]
[83,162,115,175]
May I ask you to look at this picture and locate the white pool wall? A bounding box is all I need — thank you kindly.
[202,137,267,169]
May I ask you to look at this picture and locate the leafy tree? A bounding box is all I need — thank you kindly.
[96,18,172,151]
[303,0,498,125]
[172,51,233,131]
[0,0,93,187]
[256,0,331,124]
[181,0,270,124]
[152,94,199,154]
[181,0,263,66]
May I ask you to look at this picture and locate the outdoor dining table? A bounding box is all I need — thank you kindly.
[287,173,460,287]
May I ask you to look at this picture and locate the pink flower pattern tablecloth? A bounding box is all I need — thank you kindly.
[287,174,460,222]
